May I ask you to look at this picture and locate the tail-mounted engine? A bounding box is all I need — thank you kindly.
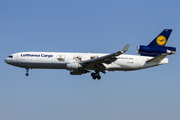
[137,45,176,56]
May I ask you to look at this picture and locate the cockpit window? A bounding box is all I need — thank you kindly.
[8,55,13,58]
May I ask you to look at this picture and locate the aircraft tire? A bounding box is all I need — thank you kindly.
[91,73,96,79]
[25,73,29,76]
[97,75,101,80]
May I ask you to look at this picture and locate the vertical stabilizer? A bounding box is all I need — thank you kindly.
[148,29,172,47]
[137,29,176,56]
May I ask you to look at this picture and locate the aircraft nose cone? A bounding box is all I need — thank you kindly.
[4,58,8,63]
[4,58,11,64]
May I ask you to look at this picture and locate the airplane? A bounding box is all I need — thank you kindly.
[4,29,176,80]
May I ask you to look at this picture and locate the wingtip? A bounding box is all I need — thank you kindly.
[122,44,130,52]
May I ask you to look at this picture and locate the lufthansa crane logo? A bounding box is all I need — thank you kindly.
[156,35,166,46]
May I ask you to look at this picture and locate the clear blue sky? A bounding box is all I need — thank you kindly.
[0,0,179,120]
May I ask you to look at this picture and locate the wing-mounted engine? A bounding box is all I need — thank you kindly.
[67,63,89,75]
[66,62,83,70]
[70,70,90,75]
[137,45,176,56]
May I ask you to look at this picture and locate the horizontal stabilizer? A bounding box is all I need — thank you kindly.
[146,53,169,63]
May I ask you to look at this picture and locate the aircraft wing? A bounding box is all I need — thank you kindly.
[146,53,169,63]
[81,44,130,68]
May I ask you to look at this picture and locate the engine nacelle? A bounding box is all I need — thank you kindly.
[70,70,89,75]
[66,62,83,70]
[137,45,176,56]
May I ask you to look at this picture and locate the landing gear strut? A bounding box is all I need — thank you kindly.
[91,71,101,80]
[25,68,29,76]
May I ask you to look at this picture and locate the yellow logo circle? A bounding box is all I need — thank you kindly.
[156,35,166,46]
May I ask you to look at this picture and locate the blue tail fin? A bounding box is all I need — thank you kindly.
[148,29,172,47]
[137,29,176,56]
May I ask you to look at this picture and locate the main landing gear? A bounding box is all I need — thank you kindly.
[91,71,101,80]
[25,68,29,76]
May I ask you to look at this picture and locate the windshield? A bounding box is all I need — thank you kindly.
[8,55,13,58]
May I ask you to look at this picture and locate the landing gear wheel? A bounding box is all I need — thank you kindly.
[91,73,96,80]
[97,75,101,80]
[25,68,29,76]
[91,72,101,80]
[25,73,29,76]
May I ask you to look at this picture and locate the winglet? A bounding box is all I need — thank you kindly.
[121,44,130,53]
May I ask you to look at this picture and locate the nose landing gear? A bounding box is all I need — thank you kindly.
[25,68,29,76]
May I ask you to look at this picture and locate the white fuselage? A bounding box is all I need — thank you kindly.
[4,52,168,71]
